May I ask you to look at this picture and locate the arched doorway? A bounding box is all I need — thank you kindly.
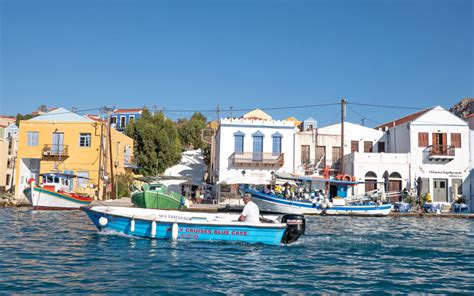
[389,172,402,203]
[364,171,377,192]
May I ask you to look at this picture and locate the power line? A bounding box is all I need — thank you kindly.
[150,102,340,113]
[348,102,428,110]
[347,106,384,125]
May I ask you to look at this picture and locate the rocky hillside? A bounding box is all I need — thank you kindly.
[450,98,474,118]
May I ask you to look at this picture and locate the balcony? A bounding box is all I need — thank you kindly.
[427,145,455,161]
[42,144,69,157]
[229,152,284,168]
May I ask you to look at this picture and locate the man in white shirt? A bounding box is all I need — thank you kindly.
[238,194,260,224]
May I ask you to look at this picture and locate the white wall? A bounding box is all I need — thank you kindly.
[408,107,470,203]
[216,118,297,183]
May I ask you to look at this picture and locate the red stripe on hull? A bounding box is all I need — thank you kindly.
[33,206,81,211]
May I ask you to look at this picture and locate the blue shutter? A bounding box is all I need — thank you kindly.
[272,136,281,155]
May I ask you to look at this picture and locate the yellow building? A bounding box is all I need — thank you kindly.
[14,108,134,200]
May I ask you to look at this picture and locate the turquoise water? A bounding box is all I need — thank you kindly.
[0,208,473,294]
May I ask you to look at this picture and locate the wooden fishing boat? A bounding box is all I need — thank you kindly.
[82,206,305,245]
[23,173,93,210]
[242,173,392,216]
[131,178,188,210]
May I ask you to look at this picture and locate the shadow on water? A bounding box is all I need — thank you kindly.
[0,208,473,294]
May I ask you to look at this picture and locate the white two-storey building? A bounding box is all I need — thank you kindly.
[212,110,297,195]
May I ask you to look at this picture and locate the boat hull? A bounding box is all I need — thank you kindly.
[24,186,93,210]
[246,189,392,216]
[82,206,288,245]
[131,191,183,210]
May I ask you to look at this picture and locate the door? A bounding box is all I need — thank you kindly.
[433,179,448,202]
[252,136,263,161]
[52,132,64,154]
[451,179,462,201]
[388,180,402,203]
[378,142,385,153]
[432,133,447,155]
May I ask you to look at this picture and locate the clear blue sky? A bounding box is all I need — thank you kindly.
[1,0,472,127]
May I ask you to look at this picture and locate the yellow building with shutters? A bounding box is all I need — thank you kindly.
[14,108,134,200]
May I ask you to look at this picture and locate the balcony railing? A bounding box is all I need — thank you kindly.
[427,145,455,159]
[229,152,284,168]
[42,144,68,157]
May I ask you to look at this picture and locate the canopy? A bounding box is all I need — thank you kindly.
[274,172,359,185]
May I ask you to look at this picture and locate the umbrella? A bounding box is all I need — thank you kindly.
[383,170,389,193]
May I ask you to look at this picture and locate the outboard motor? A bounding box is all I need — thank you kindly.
[281,214,305,244]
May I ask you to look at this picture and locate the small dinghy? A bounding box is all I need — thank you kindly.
[82,206,305,245]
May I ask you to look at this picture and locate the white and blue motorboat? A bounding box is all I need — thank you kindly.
[243,173,392,216]
[82,206,305,246]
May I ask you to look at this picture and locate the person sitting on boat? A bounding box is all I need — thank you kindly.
[238,193,260,224]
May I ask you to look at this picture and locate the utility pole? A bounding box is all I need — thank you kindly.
[361,118,365,126]
[340,98,346,175]
[100,106,115,200]
[229,106,233,118]
[216,104,220,121]
[97,121,104,200]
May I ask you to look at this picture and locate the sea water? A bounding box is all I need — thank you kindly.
[0,207,473,294]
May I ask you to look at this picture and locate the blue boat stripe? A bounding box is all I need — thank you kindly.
[246,189,391,211]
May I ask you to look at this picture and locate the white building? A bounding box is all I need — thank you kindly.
[211,106,472,209]
[212,109,298,199]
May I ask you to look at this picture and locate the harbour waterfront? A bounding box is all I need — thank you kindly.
[1,208,473,294]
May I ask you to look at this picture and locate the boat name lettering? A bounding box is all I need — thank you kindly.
[158,214,192,221]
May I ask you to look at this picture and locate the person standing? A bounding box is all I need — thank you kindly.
[238,194,260,223]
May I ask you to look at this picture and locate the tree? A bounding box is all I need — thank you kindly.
[177,112,207,150]
[125,109,182,176]
[15,113,36,126]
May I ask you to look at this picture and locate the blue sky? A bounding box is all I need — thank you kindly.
[1,0,472,126]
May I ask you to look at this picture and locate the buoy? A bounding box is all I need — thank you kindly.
[171,223,179,241]
[342,175,352,181]
[99,216,108,227]
[151,221,156,238]
[130,219,135,232]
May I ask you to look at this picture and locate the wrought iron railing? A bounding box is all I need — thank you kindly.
[427,145,455,157]
[42,144,68,156]
[229,152,284,167]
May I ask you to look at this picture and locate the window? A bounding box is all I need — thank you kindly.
[364,141,373,153]
[332,146,340,168]
[272,132,282,155]
[79,133,91,147]
[301,145,310,165]
[351,141,359,153]
[77,171,89,188]
[6,174,10,186]
[451,133,461,148]
[124,146,131,165]
[110,116,117,125]
[27,132,39,146]
[234,131,245,154]
[52,132,65,154]
[378,142,385,153]
[418,132,428,147]
[129,115,135,124]
[315,146,326,168]
[120,116,126,128]
[252,131,264,161]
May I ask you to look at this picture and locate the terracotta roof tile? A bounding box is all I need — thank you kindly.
[376,109,431,130]
[113,108,143,113]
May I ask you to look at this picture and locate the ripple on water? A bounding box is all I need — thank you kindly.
[0,208,473,294]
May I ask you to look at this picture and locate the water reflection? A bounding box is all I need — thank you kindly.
[0,208,473,294]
